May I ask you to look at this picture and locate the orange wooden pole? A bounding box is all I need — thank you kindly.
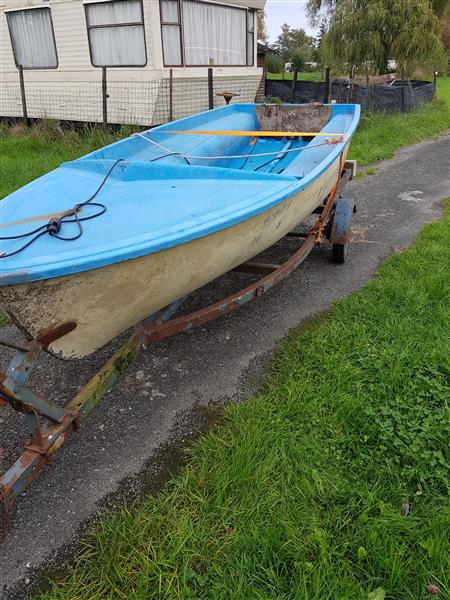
[166,130,349,138]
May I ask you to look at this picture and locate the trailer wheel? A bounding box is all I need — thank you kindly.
[332,242,348,263]
[330,198,355,265]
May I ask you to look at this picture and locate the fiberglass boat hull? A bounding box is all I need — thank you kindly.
[0,150,346,359]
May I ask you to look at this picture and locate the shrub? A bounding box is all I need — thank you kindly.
[266,53,284,73]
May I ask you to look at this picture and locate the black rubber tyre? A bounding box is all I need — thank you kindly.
[332,242,348,264]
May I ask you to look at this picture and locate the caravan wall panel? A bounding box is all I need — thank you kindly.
[0,0,262,125]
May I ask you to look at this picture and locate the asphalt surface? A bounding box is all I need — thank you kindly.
[1,132,449,598]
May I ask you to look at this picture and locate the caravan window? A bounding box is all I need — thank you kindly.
[6,7,58,69]
[85,0,147,67]
[182,1,246,66]
[160,0,182,66]
[160,0,255,67]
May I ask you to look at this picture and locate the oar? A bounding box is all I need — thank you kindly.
[163,130,349,138]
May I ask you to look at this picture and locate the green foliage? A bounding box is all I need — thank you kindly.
[311,22,327,66]
[430,0,450,16]
[308,0,450,20]
[273,23,313,63]
[264,96,282,104]
[267,70,322,82]
[257,9,269,45]
[265,52,284,74]
[291,52,305,70]
[307,0,447,74]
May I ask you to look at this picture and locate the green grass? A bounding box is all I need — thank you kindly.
[354,166,378,179]
[0,121,133,200]
[349,78,450,166]
[267,71,322,82]
[40,205,450,599]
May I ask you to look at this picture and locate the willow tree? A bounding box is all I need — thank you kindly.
[257,10,269,44]
[307,0,447,75]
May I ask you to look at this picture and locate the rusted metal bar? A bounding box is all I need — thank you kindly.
[0,374,68,422]
[37,321,77,349]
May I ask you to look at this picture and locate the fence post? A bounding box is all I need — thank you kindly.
[169,68,173,122]
[323,67,331,103]
[401,79,405,111]
[18,65,29,127]
[433,71,437,98]
[208,68,214,110]
[347,64,355,103]
[291,67,298,102]
[102,67,108,125]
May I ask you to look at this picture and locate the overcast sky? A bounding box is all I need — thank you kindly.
[265,0,317,42]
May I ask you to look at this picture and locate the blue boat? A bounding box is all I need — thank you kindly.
[0,103,360,358]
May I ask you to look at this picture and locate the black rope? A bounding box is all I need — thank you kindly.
[0,159,124,259]
[150,152,191,165]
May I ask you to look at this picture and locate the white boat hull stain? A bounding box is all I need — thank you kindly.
[0,152,346,359]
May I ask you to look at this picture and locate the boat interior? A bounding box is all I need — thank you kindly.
[82,103,356,179]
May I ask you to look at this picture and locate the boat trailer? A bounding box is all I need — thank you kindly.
[0,160,356,540]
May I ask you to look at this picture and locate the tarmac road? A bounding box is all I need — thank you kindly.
[1,132,449,598]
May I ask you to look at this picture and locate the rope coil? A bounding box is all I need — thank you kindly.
[0,159,124,259]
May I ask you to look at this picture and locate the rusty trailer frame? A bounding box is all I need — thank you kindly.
[0,160,355,540]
